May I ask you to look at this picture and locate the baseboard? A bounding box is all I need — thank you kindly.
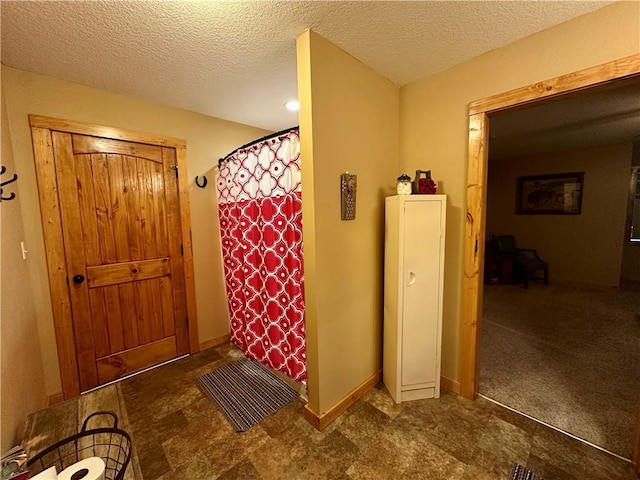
[199,334,230,351]
[440,375,460,394]
[47,392,64,406]
[304,370,381,431]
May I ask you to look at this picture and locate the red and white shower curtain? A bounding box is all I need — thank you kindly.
[216,129,306,382]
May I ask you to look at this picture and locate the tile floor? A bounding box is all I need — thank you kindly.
[22,343,637,480]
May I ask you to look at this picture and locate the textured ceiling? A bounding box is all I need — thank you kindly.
[1,1,613,131]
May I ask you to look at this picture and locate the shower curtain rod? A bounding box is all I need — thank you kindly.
[218,125,299,168]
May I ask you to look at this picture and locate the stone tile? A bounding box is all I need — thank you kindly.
[23,398,79,458]
[461,464,504,480]
[336,400,391,451]
[156,452,213,480]
[477,416,531,465]
[21,342,637,480]
[249,424,313,480]
[529,425,593,478]
[526,454,579,480]
[474,396,539,434]
[199,426,270,477]
[361,385,406,419]
[400,439,467,480]
[130,410,188,453]
[467,446,513,478]
[217,458,262,480]
[136,443,171,480]
[381,402,441,456]
[427,410,485,463]
[345,437,410,480]
[259,399,306,438]
[282,430,359,480]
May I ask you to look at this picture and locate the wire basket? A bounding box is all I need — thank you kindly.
[27,411,131,480]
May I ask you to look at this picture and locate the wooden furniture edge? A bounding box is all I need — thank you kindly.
[303,370,381,431]
[176,146,199,354]
[46,392,65,407]
[634,390,640,475]
[31,126,82,399]
[199,334,231,351]
[440,375,461,394]
[28,114,187,149]
[469,53,640,115]
[461,113,489,399]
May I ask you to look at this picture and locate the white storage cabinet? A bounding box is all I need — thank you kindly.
[383,195,446,403]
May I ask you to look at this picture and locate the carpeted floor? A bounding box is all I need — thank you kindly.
[480,282,640,458]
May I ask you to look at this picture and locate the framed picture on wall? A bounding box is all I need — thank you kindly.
[516,172,584,215]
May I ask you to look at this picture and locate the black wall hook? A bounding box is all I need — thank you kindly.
[1,166,18,201]
[195,175,208,188]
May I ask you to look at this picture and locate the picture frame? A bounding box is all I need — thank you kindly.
[516,172,584,215]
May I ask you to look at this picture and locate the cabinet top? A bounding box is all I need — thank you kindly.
[386,194,447,201]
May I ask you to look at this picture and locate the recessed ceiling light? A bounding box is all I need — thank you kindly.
[284,100,300,112]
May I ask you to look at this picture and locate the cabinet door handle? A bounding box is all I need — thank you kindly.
[406,270,417,286]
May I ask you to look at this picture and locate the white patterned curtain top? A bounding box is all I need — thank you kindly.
[216,130,301,205]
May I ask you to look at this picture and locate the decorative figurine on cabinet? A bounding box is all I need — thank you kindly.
[396,174,412,195]
[412,170,437,194]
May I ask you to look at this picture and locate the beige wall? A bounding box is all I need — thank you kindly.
[297,31,399,414]
[487,143,632,287]
[400,1,640,381]
[1,92,47,450]
[1,66,269,395]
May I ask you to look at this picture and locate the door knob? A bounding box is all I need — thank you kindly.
[72,274,85,284]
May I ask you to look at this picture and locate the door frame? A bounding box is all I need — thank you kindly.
[30,115,200,399]
[460,53,640,467]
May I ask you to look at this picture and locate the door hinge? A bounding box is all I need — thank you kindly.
[171,165,178,179]
[185,316,189,327]
[180,244,184,256]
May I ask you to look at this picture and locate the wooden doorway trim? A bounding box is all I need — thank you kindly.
[461,54,640,465]
[29,115,200,399]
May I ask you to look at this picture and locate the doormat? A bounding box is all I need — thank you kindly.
[194,357,298,432]
[509,463,546,480]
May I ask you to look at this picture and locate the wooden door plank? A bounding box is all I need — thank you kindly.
[123,156,144,261]
[148,278,164,342]
[119,283,140,350]
[52,131,98,391]
[73,135,163,163]
[96,336,177,385]
[159,276,175,337]
[162,148,190,355]
[139,159,158,259]
[75,154,101,266]
[31,126,81,399]
[176,146,199,353]
[88,289,111,358]
[108,155,132,262]
[86,258,170,288]
[152,162,169,257]
[29,115,187,149]
[634,390,640,474]
[103,285,125,353]
[92,154,118,264]
[134,280,153,345]
[461,113,489,399]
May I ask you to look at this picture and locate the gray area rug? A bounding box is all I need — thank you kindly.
[480,283,640,458]
[509,463,545,480]
[195,357,298,432]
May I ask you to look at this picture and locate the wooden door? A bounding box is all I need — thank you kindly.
[31,116,198,396]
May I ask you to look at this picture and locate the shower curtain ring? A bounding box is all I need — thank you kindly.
[195,176,208,188]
